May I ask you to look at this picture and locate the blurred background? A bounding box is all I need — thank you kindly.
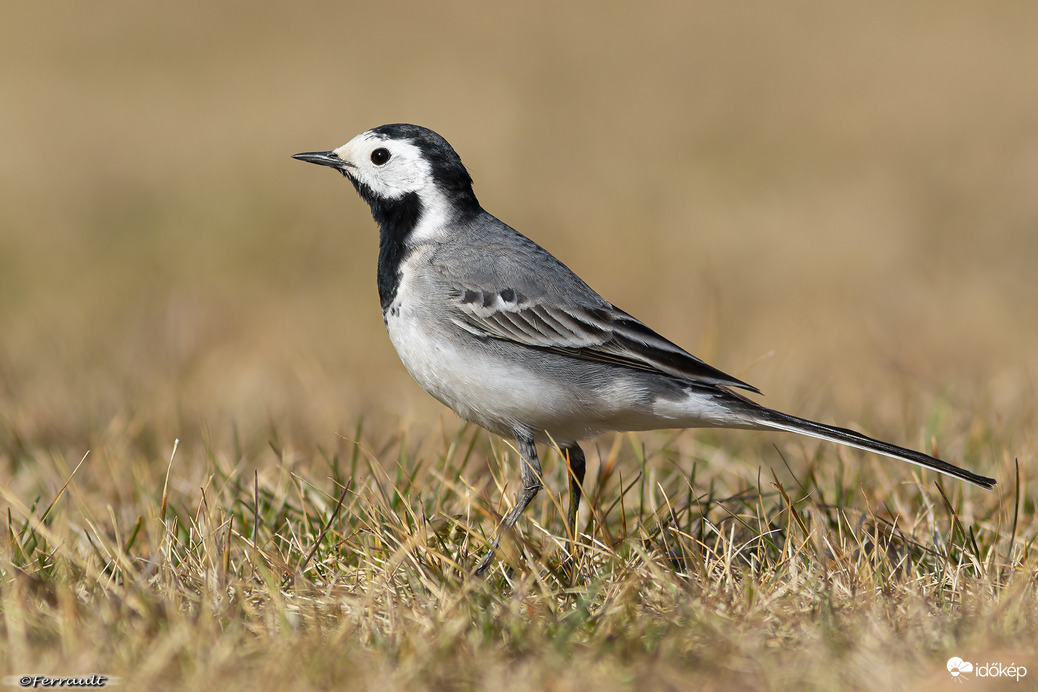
[1,1,1035,474]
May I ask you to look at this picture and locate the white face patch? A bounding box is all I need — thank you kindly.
[333,130,454,243]
[333,132,432,200]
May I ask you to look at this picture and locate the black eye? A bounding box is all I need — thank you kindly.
[370,147,391,165]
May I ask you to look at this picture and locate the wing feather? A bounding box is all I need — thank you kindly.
[451,289,760,392]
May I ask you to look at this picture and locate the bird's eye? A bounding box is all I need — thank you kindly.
[370,148,391,165]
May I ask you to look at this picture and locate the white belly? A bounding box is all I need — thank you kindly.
[385,304,558,437]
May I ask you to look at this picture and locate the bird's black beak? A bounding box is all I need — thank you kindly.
[292,151,344,168]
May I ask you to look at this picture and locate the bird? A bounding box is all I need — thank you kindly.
[293,123,997,574]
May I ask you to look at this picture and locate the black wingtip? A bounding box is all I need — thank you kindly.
[732,380,763,395]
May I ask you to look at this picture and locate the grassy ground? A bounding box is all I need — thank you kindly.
[2,424,1032,690]
[2,2,1037,690]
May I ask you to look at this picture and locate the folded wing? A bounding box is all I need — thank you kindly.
[450,288,760,393]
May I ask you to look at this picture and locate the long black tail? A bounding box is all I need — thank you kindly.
[751,407,997,490]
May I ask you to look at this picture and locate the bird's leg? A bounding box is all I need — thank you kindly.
[475,429,541,575]
[560,443,586,565]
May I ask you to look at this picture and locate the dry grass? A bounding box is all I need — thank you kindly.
[2,1,1037,690]
[1,425,1033,690]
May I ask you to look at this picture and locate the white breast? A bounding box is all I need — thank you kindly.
[385,299,537,437]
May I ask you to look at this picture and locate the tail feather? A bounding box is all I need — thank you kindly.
[751,408,997,490]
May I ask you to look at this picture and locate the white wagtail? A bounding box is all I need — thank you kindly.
[293,124,996,574]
